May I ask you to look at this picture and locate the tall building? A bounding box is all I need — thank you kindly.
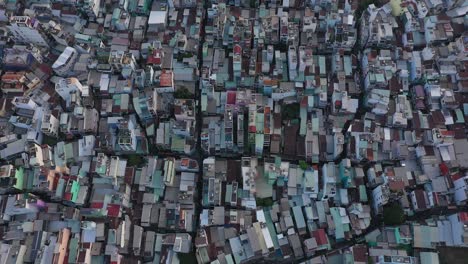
[117,119,137,152]
[80,0,101,19]
[7,16,49,47]
[52,47,78,77]
[233,44,242,78]
[55,78,84,101]
[41,111,59,137]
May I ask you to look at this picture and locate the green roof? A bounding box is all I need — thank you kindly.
[359,140,368,149]
[276,177,284,186]
[71,181,80,202]
[153,170,165,200]
[255,134,264,156]
[275,156,281,167]
[64,143,74,162]
[68,238,79,263]
[225,184,232,204]
[359,185,368,202]
[259,7,267,17]
[376,73,385,83]
[319,56,326,75]
[292,206,306,229]
[112,9,121,20]
[300,107,307,136]
[75,33,92,43]
[14,167,24,190]
[420,252,439,264]
[225,81,236,89]
[107,229,116,244]
[201,94,208,112]
[344,56,352,76]
[394,227,402,244]
[127,0,137,12]
[264,209,280,248]
[171,136,185,152]
[330,207,345,241]
[240,77,255,87]
[293,72,305,82]
[91,256,105,263]
[190,25,198,35]
[56,178,65,198]
[256,113,264,131]
[455,109,465,123]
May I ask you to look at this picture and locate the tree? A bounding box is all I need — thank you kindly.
[178,253,197,264]
[299,160,308,170]
[383,203,405,226]
[281,103,300,121]
[274,42,289,52]
[126,155,145,167]
[256,197,273,207]
[42,135,58,146]
[355,0,378,21]
[250,0,258,8]
[174,87,194,99]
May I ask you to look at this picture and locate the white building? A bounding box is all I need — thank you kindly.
[41,111,59,137]
[148,11,167,32]
[81,0,101,18]
[7,16,49,47]
[233,44,242,78]
[117,119,137,152]
[410,51,422,82]
[333,133,345,159]
[52,47,78,77]
[448,213,468,246]
[108,51,137,74]
[454,175,468,205]
[156,70,175,92]
[108,156,127,180]
[303,169,319,199]
[78,135,96,159]
[321,163,337,200]
[29,144,53,167]
[288,46,297,80]
[12,97,37,115]
[55,77,84,103]
[372,184,390,212]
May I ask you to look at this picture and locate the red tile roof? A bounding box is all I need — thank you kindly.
[63,192,72,201]
[233,44,242,55]
[147,49,162,65]
[439,163,449,176]
[451,173,462,181]
[389,180,405,191]
[459,212,468,222]
[90,202,104,209]
[159,71,173,87]
[227,92,236,105]
[313,229,328,246]
[353,245,368,262]
[107,204,120,217]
